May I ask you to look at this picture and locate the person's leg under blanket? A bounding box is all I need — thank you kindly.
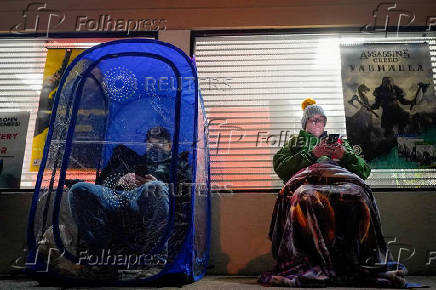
[68,182,115,253]
[69,181,169,269]
[133,180,170,258]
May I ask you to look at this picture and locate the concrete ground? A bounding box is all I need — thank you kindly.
[0,275,434,289]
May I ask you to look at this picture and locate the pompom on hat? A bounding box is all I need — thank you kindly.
[301,98,327,129]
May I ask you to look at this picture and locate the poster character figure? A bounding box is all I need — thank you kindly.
[370,77,413,137]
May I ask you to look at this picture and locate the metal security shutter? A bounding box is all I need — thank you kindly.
[0,39,105,189]
[194,33,436,191]
[0,39,47,189]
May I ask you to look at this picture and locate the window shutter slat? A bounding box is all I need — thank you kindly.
[195,33,436,190]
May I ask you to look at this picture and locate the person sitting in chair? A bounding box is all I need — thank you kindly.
[68,126,192,267]
[259,99,407,288]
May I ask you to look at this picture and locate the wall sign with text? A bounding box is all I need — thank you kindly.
[0,111,30,189]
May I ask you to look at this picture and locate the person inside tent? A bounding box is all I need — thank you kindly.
[258,99,407,288]
[68,126,192,267]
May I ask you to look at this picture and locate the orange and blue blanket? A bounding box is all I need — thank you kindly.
[259,161,410,288]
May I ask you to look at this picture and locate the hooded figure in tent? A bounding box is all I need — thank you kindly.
[68,126,192,267]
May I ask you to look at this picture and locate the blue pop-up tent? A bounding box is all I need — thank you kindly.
[26,39,210,285]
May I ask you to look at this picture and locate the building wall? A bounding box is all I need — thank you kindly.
[1,191,436,275]
[1,0,435,34]
[0,0,436,277]
[208,191,436,275]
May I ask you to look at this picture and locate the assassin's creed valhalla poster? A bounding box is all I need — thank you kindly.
[340,43,436,169]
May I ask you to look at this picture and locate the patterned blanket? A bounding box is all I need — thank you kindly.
[259,161,407,288]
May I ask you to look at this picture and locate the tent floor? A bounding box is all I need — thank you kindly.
[0,275,434,289]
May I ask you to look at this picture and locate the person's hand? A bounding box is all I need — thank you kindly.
[135,174,157,185]
[117,173,157,188]
[325,143,346,160]
[117,173,137,188]
[312,140,331,158]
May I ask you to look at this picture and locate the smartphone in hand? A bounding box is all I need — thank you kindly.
[326,134,340,144]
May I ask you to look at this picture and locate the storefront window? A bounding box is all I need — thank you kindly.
[194,32,436,190]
